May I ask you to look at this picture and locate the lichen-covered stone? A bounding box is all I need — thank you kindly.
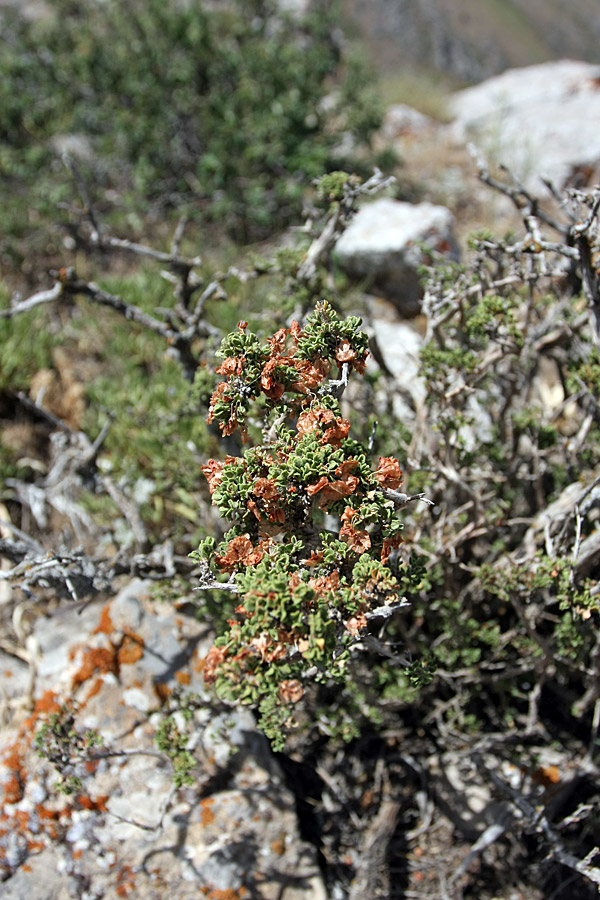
[0,581,327,900]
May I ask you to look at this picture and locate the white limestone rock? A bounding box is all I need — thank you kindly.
[335,198,459,315]
[367,303,426,423]
[451,59,600,192]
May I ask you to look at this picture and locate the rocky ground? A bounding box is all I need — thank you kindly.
[1,580,327,900]
[2,578,596,899]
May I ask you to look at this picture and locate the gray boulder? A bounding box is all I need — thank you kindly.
[335,198,459,316]
[451,59,600,192]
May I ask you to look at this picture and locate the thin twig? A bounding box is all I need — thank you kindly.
[1,283,63,319]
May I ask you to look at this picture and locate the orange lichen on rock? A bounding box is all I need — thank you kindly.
[84,677,105,702]
[154,682,171,703]
[94,603,115,635]
[200,797,215,826]
[117,634,144,665]
[192,649,206,673]
[72,647,118,688]
[175,671,191,685]
[13,809,30,832]
[0,753,78,868]
[12,799,71,850]
[26,838,44,853]
[77,794,108,812]
[201,890,247,900]
[115,865,136,897]
[20,690,61,733]
[35,804,61,821]
[2,771,24,805]
[1,741,28,804]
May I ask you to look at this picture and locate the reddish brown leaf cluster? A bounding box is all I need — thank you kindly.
[263,322,332,395]
[206,381,238,436]
[206,319,368,438]
[339,507,371,553]
[248,631,289,663]
[260,357,286,400]
[247,477,286,529]
[307,459,360,508]
[252,477,278,499]
[335,339,367,374]
[290,358,331,394]
[215,356,245,377]
[202,645,229,684]
[202,627,297,684]
[201,456,240,495]
[345,613,368,636]
[278,679,303,703]
[215,535,273,572]
[296,406,351,447]
[307,569,341,598]
[381,533,404,564]
[374,456,403,490]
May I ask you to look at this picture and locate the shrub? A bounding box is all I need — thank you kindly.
[7,158,600,893]
[192,302,427,747]
[190,174,600,765]
[0,0,385,258]
[379,178,600,750]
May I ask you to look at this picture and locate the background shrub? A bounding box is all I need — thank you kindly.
[0,0,385,266]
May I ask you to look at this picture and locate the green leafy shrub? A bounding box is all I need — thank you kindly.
[192,302,425,748]
[0,0,384,257]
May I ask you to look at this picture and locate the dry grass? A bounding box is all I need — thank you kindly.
[382,124,523,247]
[376,69,455,123]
